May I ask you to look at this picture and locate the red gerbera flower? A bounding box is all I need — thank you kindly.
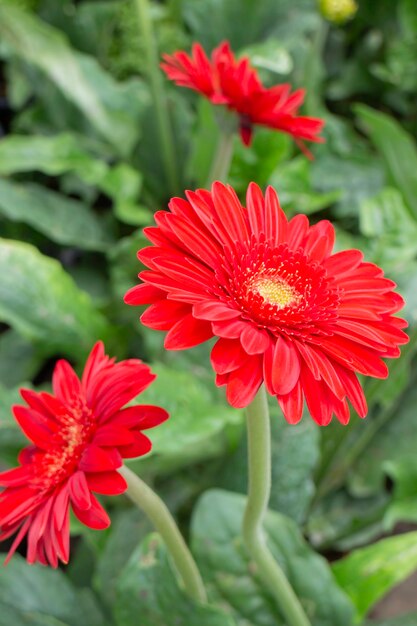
[161,41,324,150]
[125,182,408,426]
[0,342,168,567]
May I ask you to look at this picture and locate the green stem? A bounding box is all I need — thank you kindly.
[243,387,311,626]
[206,130,234,185]
[134,0,179,193]
[119,465,207,604]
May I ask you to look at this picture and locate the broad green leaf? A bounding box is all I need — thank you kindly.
[0,134,145,226]
[0,238,112,358]
[0,133,106,179]
[115,534,236,626]
[0,329,43,388]
[270,156,341,215]
[128,364,243,474]
[0,554,105,626]
[95,509,151,607]
[307,490,389,552]
[332,531,417,622]
[383,460,417,531]
[355,105,417,219]
[350,381,417,497]
[0,180,113,250]
[231,128,292,195]
[0,4,147,155]
[311,153,385,217]
[218,407,320,523]
[182,0,317,51]
[191,490,354,626]
[0,603,68,626]
[359,187,417,273]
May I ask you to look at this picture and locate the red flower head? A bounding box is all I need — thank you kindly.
[0,342,168,567]
[161,41,324,151]
[125,182,408,426]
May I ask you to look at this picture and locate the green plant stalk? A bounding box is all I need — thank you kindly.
[119,465,207,604]
[206,130,234,185]
[242,386,312,626]
[133,0,179,193]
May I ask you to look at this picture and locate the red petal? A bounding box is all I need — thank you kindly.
[246,183,265,237]
[110,405,169,430]
[52,360,82,404]
[193,300,241,321]
[211,337,248,375]
[141,300,190,330]
[86,471,127,495]
[0,465,32,487]
[164,314,213,349]
[79,445,122,472]
[12,406,57,449]
[278,380,304,424]
[118,431,152,459]
[68,471,92,511]
[72,493,110,530]
[240,325,271,355]
[271,337,300,395]
[124,283,165,305]
[226,355,263,408]
[265,186,287,246]
[93,425,134,446]
[212,182,249,243]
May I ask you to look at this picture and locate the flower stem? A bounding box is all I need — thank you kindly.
[119,465,207,604]
[243,387,311,626]
[206,130,234,185]
[133,0,179,193]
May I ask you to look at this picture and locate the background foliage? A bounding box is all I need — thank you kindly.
[1,0,417,623]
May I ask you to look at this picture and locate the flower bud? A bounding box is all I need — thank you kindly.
[319,0,358,24]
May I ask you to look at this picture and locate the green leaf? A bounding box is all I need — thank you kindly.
[218,407,320,523]
[0,238,112,358]
[95,509,151,607]
[0,329,43,388]
[0,4,147,155]
[191,490,354,626]
[0,554,105,626]
[0,180,113,250]
[231,128,292,195]
[0,133,107,179]
[182,0,316,51]
[270,156,341,215]
[355,105,417,219]
[128,364,243,474]
[307,490,389,552]
[0,603,68,626]
[359,187,417,273]
[383,459,417,531]
[332,531,417,622]
[115,534,236,626]
[311,153,385,217]
[349,381,417,498]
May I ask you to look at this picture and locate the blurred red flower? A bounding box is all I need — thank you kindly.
[161,41,324,150]
[0,342,168,567]
[125,182,408,425]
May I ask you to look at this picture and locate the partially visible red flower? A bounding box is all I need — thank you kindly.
[0,342,168,567]
[161,41,324,151]
[125,182,408,426]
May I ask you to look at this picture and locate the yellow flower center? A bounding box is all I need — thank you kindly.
[253,277,302,309]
